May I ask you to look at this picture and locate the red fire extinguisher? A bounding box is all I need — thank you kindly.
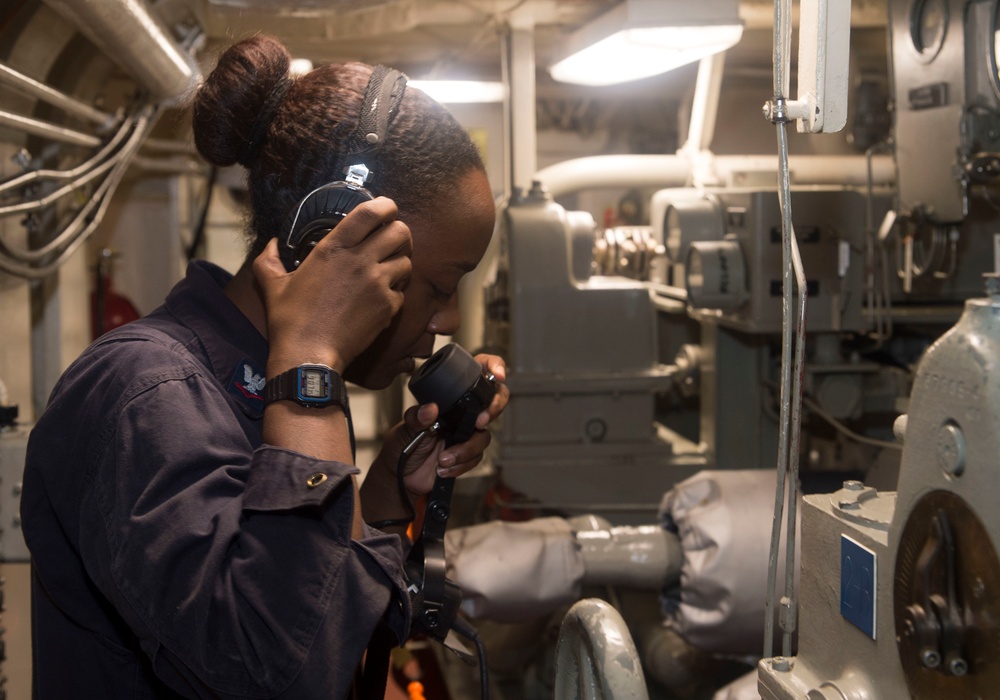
[90,248,140,340]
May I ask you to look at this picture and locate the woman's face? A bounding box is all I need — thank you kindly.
[343,169,496,389]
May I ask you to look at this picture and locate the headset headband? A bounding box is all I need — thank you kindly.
[340,65,408,188]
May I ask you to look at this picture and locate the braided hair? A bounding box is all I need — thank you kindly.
[192,35,486,258]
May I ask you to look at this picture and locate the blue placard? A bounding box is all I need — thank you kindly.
[840,535,877,639]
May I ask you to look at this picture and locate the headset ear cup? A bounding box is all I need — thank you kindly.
[281,184,375,270]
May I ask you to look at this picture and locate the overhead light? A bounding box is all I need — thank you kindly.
[549,0,744,86]
[408,80,505,104]
[289,59,313,77]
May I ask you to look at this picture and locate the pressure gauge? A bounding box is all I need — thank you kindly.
[684,239,747,312]
[909,0,948,63]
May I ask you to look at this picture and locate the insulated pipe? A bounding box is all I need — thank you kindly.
[533,153,895,198]
[41,0,200,104]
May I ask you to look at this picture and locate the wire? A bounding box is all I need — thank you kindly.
[0,105,158,279]
[452,616,489,700]
[0,112,133,197]
[764,0,806,659]
[368,428,435,531]
[0,132,129,217]
[186,166,217,260]
[762,379,903,452]
[0,114,147,261]
[800,394,903,451]
[864,141,894,346]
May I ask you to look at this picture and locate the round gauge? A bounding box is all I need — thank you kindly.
[663,195,724,263]
[909,0,948,63]
[684,240,747,312]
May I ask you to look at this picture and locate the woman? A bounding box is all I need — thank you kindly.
[22,34,507,699]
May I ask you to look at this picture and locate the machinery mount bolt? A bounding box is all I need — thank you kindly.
[921,649,941,668]
[948,657,968,676]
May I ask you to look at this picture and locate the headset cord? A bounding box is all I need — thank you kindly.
[368,426,437,531]
[368,420,491,700]
[451,616,489,700]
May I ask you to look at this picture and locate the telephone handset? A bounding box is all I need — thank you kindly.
[279,65,407,272]
[404,343,496,667]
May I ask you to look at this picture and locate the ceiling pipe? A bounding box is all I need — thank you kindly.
[533,153,895,198]
[41,0,201,105]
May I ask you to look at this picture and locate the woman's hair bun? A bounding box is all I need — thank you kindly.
[193,35,292,167]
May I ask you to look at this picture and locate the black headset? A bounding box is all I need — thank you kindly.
[279,65,408,272]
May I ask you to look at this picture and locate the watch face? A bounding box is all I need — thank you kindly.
[298,366,331,402]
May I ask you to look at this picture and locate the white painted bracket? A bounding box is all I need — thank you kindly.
[796,0,852,133]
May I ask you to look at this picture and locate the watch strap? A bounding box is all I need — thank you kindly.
[263,364,349,409]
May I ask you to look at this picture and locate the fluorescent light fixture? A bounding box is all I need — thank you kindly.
[549,0,744,86]
[408,80,505,104]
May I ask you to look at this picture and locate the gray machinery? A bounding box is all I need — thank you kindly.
[887,0,1000,298]
[755,0,1000,695]
[488,181,922,516]
[892,0,1000,225]
[484,0,1000,525]
[654,186,905,475]
[489,181,703,517]
[758,276,1000,699]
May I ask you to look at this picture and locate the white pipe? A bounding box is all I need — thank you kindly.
[41,0,200,104]
[506,19,538,193]
[0,61,112,127]
[684,53,727,154]
[0,110,100,148]
[577,525,682,590]
[535,155,692,197]
[533,153,895,198]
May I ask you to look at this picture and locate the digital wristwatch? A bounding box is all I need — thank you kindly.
[263,364,349,410]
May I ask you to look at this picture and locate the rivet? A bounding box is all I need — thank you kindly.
[365,132,379,144]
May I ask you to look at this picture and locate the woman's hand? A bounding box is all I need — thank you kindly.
[253,198,413,373]
[361,354,509,527]
[401,353,508,493]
